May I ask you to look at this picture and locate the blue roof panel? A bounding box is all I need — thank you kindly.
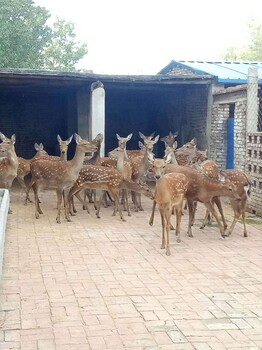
[159,60,262,84]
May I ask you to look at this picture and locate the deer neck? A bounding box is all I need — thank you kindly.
[116,150,127,174]
[7,146,18,169]
[60,152,67,161]
[169,151,178,165]
[154,177,171,202]
[68,145,86,174]
[88,141,101,164]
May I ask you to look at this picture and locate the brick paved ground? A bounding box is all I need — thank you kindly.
[1,187,262,350]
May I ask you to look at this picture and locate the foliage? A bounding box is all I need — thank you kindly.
[43,18,88,71]
[0,0,88,70]
[223,19,262,61]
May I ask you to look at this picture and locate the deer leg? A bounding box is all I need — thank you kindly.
[149,200,156,226]
[242,200,248,237]
[96,192,105,218]
[17,176,33,203]
[165,205,172,256]
[124,190,131,216]
[204,201,225,238]
[213,196,227,230]
[187,199,194,237]
[111,190,126,222]
[175,199,184,243]
[56,189,63,224]
[138,193,144,211]
[33,183,41,218]
[224,200,241,237]
[159,207,165,250]
[200,209,210,229]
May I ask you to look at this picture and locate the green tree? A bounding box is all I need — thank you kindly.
[43,18,88,71]
[223,19,262,61]
[0,0,88,70]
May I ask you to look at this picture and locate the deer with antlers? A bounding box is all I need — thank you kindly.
[148,155,189,256]
[26,133,97,223]
[0,134,19,213]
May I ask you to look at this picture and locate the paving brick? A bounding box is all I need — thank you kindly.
[1,189,262,350]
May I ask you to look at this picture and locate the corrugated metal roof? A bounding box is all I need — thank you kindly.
[159,60,262,84]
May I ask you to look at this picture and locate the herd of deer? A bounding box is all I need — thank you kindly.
[0,130,253,256]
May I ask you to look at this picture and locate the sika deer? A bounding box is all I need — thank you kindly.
[161,131,178,148]
[148,156,188,256]
[27,134,97,223]
[68,165,153,221]
[57,135,73,160]
[0,134,19,213]
[0,132,48,202]
[108,147,133,215]
[199,161,253,237]
[150,155,241,238]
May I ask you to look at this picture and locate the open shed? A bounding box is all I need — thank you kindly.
[0,69,213,158]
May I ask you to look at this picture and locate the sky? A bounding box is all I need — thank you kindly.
[34,0,262,75]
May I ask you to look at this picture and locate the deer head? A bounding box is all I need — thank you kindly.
[161,131,178,148]
[116,133,132,150]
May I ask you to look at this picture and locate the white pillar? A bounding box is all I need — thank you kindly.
[90,81,105,156]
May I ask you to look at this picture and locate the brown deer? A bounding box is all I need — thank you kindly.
[148,156,189,256]
[108,147,133,215]
[0,134,19,213]
[199,161,253,237]
[68,165,153,221]
[57,135,73,160]
[149,156,241,238]
[27,133,97,223]
[160,131,178,148]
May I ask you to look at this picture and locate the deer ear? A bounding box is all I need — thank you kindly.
[126,133,133,141]
[0,132,7,141]
[57,134,62,143]
[173,141,178,150]
[74,133,81,144]
[150,131,155,138]
[67,135,73,144]
[139,131,145,140]
[153,135,159,144]
[174,131,179,138]
[39,143,44,150]
[11,134,16,144]
[116,133,121,140]
[34,143,39,151]
[191,137,197,146]
[138,141,144,149]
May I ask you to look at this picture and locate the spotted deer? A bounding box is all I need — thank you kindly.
[148,156,189,256]
[68,165,153,221]
[199,161,253,237]
[57,135,73,160]
[108,147,133,215]
[27,133,97,223]
[149,154,241,238]
[0,134,19,213]
[161,131,178,148]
